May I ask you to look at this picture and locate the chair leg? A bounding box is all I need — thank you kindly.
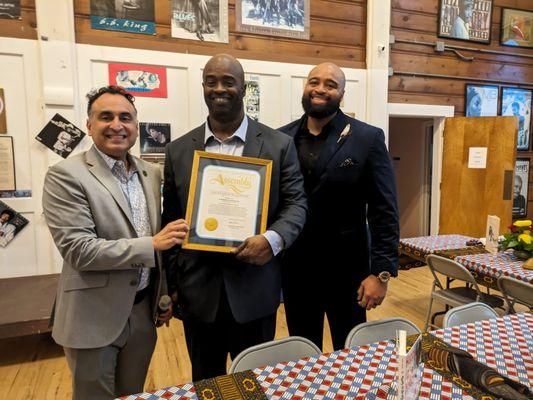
[424,296,434,332]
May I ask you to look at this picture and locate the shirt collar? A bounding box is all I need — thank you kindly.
[93,145,137,173]
[204,115,248,145]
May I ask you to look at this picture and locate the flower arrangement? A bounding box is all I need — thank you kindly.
[499,220,533,260]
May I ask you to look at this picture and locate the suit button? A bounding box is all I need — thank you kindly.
[130,280,138,286]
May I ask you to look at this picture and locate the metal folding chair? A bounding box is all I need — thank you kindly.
[344,317,421,348]
[497,276,533,314]
[229,336,321,374]
[443,302,499,328]
[424,254,503,330]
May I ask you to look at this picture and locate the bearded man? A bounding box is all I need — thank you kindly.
[278,62,399,350]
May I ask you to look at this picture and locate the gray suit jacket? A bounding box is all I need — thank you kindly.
[163,117,307,323]
[43,146,165,349]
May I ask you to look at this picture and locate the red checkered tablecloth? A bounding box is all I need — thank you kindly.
[455,250,533,283]
[399,235,475,255]
[121,313,533,400]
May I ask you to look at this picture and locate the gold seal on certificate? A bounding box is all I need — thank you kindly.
[182,151,272,253]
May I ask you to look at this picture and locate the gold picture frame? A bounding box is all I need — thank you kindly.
[182,151,272,253]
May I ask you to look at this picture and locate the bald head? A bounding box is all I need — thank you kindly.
[203,54,245,85]
[307,63,346,93]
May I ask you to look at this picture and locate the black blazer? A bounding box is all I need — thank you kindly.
[162,118,307,323]
[278,111,399,281]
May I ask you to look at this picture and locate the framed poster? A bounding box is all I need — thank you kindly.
[514,159,529,218]
[108,63,167,98]
[0,0,20,19]
[438,0,493,44]
[501,87,532,151]
[171,0,228,43]
[244,75,260,121]
[0,136,15,191]
[500,8,533,49]
[236,0,310,40]
[465,84,498,116]
[139,122,171,154]
[182,151,272,253]
[90,0,155,35]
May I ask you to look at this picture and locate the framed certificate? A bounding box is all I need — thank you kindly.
[183,151,272,253]
[0,136,15,191]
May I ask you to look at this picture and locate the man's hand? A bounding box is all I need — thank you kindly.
[231,235,273,265]
[152,219,189,251]
[357,275,388,310]
[156,303,173,327]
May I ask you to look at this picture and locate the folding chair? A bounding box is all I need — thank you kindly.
[497,276,533,314]
[424,254,503,331]
[443,302,499,328]
[344,317,421,348]
[228,336,321,374]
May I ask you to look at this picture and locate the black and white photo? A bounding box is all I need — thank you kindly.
[438,0,493,44]
[0,0,20,19]
[236,0,309,39]
[171,0,228,43]
[90,0,156,34]
[514,159,529,218]
[245,75,260,121]
[35,114,85,158]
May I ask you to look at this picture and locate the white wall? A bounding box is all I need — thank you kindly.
[0,39,367,278]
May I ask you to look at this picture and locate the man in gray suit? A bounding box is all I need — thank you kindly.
[163,54,307,380]
[43,86,188,399]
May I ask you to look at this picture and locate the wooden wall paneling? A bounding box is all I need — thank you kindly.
[0,0,37,40]
[73,0,367,68]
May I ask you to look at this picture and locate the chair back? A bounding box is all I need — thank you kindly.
[497,276,533,313]
[344,317,421,348]
[443,302,498,327]
[229,336,321,374]
[426,254,480,291]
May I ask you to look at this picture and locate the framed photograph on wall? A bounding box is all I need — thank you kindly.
[108,63,167,98]
[438,0,493,44]
[90,0,156,35]
[514,159,529,218]
[171,0,229,43]
[501,87,532,151]
[500,8,533,49]
[236,0,310,40]
[465,84,498,116]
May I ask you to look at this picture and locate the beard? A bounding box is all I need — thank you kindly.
[301,94,341,119]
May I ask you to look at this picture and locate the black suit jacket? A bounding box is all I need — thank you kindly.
[278,111,399,284]
[163,117,307,323]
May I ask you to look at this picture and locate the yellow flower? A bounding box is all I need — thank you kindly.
[514,220,532,227]
[519,234,532,244]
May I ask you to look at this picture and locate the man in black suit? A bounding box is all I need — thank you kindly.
[278,62,399,351]
[163,54,307,380]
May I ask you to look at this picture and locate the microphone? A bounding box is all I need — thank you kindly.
[156,295,172,327]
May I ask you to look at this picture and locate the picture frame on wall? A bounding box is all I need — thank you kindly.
[465,84,498,116]
[235,0,310,40]
[501,87,532,151]
[500,8,533,49]
[438,0,493,44]
[514,159,529,218]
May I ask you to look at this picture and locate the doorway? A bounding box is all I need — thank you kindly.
[389,117,434,238]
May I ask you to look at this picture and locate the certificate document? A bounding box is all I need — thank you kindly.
[183,151,272,253]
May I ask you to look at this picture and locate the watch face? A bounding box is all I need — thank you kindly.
[378,272,391,282]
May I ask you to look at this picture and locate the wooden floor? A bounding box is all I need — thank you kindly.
[0,267,442,399]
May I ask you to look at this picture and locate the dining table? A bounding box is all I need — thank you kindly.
[120,313,533,400]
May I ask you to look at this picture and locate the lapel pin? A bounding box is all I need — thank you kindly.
[142,170,147,177]
[337,124,351,143]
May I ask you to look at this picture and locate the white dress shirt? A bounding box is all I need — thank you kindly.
[204,116,284,255]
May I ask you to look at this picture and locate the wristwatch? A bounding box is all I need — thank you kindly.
[376,271,391,283]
